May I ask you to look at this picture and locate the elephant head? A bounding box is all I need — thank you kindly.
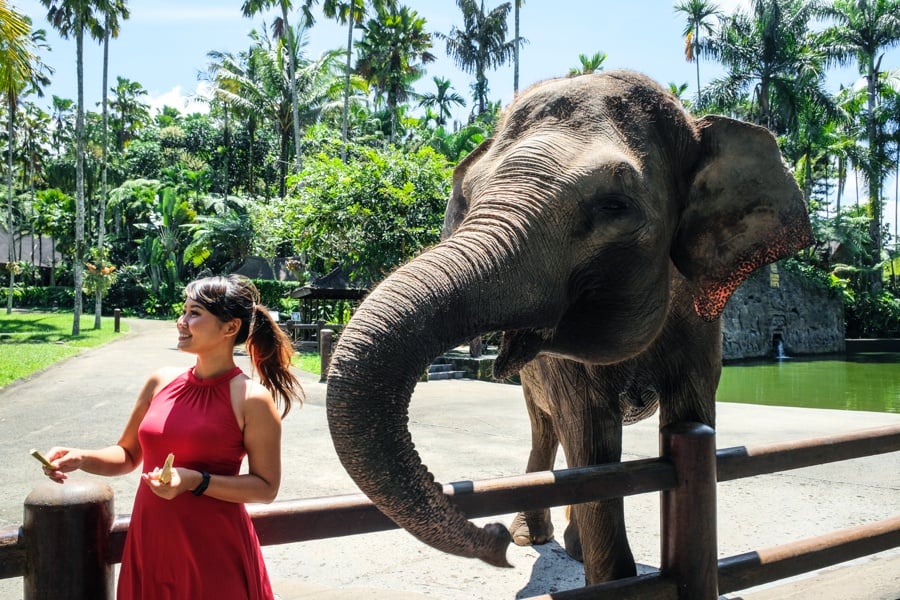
[326,70,812,568]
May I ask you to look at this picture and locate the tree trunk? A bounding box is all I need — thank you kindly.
[340,13,354,163]
[513,1,520,95]
[6,100,15,314]
[96,27,110,330]
[864,61,882,273]
[283,2,303,173]
[73,25,86,336]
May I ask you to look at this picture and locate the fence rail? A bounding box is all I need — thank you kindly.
[2,423,898,599]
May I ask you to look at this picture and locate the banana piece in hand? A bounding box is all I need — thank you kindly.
[159,453,175,484]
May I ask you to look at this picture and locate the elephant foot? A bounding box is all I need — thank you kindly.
[509,510,554,546]
[563,520,583,562]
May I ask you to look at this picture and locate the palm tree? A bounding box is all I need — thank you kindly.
[817,0,900,263]
[513,0,524,94]
[19,102,51,273]
[50,95,74,156]
[92,0,129,329]
[417,76,465,127]
[1,2,51,313]
[40,0,102,335]
[241,0,304,173]
[567,51,607,77]
[205,47,260,196]
[703,0,829,135]
[183,199,254,273]
[213,26,342,197]
[109,76,149,151]
[439,0,515,116]
[674,0,720,106]
[421,120,486,162]
[669,81,691,107]
[355,5,435,143]
[313,0,397,161]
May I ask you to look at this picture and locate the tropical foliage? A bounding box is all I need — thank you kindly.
[0,0,898,338]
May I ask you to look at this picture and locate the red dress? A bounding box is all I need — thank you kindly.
[117,366,274,599]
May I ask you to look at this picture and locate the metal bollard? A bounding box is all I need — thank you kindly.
[660,422,718,600]
[319,329,334,383]
[23,480,115,600]
[113,309,121,333]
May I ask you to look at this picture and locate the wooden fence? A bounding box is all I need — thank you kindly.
[282,320,344,354]
[1,423,898,599]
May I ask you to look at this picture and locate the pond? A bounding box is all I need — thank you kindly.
[717,353,900,414]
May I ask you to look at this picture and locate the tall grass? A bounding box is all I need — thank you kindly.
[0,311,128,388]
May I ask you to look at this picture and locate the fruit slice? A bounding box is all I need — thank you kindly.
[30,449,54,469]
[159,453,175,484]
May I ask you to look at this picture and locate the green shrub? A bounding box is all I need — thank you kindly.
[253,279,300,314]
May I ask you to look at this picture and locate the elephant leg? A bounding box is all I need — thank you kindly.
[546,359,637,583]
[559,418,635,584]
[563,504,582,562]
[509,361,558,546]
[654,287,722,430]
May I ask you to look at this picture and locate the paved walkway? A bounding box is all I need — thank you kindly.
[1,317,899,599]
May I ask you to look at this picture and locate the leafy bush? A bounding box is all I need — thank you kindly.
[254,142,452,287]
[105,265,150,316]
[845,290,900,338]
[253,279,300,314]
[4,286,77,309]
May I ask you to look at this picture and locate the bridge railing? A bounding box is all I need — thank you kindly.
[2,423,898,599]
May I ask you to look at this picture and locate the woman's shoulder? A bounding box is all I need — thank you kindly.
[236,375,273,405]
[146,366,189,391]
[229,373,278,427]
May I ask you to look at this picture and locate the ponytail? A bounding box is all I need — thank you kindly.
[246,304,303,417]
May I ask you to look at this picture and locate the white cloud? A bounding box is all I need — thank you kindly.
[714,0,752,14]
[147,83,211,117]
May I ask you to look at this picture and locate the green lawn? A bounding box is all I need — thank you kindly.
[0,310,321,388]
[293,352,321,376]
[0,311,128,388]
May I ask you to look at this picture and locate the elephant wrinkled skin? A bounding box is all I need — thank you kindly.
[325,70,813,586]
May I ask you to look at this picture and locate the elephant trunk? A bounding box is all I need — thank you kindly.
[326,233,556,568]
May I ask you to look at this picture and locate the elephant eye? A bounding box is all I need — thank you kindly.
[594,193,631,212]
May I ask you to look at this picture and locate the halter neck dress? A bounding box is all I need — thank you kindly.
[117,366,274,599]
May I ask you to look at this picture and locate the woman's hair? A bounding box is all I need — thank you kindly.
[184,274,303,417]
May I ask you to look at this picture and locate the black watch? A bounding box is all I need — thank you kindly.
[192,471,210,496]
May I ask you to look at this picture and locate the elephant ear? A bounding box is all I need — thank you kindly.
[441,138,493,240]
[672,115,813,322]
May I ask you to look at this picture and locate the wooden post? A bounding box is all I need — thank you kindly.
[660,422,718,599]
[23,480,115,600]
[319,329,334,383]
[113,309,120,333]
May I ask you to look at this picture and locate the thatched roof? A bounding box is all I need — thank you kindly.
[0,226,62,268]
[290,267,368,300]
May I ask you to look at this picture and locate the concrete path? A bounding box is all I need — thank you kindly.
[1,317,898,599]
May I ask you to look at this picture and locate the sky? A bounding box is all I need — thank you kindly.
[10,0,900,236]
[18,0,893,116]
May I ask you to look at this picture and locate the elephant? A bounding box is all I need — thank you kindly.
[325,70,813,586]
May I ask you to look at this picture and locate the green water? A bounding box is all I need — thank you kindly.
[717,353,900,414]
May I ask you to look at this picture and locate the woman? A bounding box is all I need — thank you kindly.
[41,274,304,599]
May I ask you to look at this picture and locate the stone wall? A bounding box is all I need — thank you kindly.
[722,262,845,360]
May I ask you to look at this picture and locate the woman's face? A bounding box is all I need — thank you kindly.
[176,298,236,354]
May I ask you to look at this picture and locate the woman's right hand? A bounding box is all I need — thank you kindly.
[41,447,84,483]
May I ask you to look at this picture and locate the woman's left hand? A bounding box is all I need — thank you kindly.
[142,467,185,499]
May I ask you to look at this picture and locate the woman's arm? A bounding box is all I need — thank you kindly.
[43,368,179,482]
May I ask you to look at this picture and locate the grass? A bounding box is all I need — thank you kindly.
[293,352,321,376]
[0,310,129,388]
[1,310,320,387]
